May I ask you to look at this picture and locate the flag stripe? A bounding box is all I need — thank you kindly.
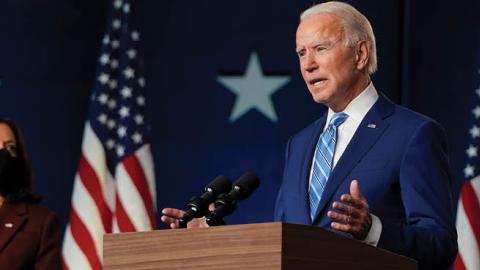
[82,122,116,211]
[115,193,136,232]
[71,175,105,258]
[453,256,466,270]
[78,155,112,231]
[135,145,157,209]
[456,197,480,270]
[62,225,91,270]
[69,208,102,269]
[62,257,68,270]
[461,181,480,245]
[115,162,152,231]
[123,153,156,228]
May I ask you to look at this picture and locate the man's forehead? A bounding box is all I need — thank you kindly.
[296,14,344,45]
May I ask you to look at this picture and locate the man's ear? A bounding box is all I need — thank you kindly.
[355,41,369,71]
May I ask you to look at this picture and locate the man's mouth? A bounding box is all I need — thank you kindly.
[310,78,327,86]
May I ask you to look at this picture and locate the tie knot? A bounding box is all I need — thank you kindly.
[329,112,348,127]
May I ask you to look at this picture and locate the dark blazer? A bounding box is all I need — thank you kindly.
[274,94,457,269]
[0,201,62,270]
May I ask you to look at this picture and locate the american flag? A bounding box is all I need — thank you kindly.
[62,1,157,269]
[454,67,480,270]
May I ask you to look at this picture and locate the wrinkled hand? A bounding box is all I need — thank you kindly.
[160,207,211,229]
[327,180,372,240]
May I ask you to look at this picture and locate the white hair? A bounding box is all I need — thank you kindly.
[300,1,377,74]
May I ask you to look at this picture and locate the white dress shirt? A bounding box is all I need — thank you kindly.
[309,82,382,246]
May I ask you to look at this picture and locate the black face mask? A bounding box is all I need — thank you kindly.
[0,148,19,195]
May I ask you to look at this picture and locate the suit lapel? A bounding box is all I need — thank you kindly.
[312,94,394,222]
[0,202,28,252]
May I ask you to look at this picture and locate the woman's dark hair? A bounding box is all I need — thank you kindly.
[0,118,41,203]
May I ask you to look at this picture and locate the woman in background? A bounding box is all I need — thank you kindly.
[0,118,61,269]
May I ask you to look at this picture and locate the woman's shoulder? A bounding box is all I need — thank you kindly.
[9,201,58,221]
[27,202,56,215]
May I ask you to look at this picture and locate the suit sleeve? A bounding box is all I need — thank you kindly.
[35,210,62,270]
[274,138,292,222]
[378,120,457,269]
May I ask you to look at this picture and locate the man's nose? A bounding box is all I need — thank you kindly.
[303,53,318,73]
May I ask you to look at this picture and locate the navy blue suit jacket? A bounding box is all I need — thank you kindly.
[274,94,457,269]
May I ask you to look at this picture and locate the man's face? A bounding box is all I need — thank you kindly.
[296,14,362,110]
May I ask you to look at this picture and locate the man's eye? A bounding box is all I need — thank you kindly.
[316,46,327,52]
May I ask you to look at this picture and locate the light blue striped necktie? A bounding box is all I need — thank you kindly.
[309,112,349,221]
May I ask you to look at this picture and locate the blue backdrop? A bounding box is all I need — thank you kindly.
[0,0,478,229]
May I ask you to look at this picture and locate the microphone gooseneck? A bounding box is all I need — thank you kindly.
[206,172,260,226]
[178,175,232,228]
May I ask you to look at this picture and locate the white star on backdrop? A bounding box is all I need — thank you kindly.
[217,52,290,122]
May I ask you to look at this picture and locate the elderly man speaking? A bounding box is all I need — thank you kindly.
[274,1,457,269]
[162,1,457,269]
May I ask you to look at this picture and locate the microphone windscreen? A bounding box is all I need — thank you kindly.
[234,172,260,199]
[206,175,231,195]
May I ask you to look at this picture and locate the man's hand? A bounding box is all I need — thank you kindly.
[327,180,372,240]
[160,208,210,229]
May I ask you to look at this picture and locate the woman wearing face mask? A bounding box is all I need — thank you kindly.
[0,118,61,269]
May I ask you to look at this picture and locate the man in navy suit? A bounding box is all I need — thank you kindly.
[161,1,457,268]
[274,1,457,269]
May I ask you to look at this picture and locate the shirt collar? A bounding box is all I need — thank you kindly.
[326,82,379,124]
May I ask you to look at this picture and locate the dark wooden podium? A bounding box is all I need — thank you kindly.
[103,222,416,269]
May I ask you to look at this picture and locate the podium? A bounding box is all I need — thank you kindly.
[103,222,416,269]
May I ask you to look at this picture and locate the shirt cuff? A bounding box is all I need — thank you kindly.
[362,214,382,246]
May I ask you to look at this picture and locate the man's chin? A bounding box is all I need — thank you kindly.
[310,93,329,105]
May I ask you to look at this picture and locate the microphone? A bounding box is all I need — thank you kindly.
[206,172,260,226]
[179,175,232,228]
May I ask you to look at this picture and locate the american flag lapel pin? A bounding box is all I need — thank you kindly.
[367,124,377,129]
[4,223,13,228]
